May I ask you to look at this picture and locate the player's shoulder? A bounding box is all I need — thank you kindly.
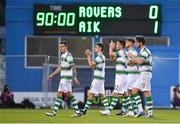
[132,48,137,52]
[95,53,105,63]
[143,47,151,54]
[99,53,105,60]
[102,54,106,61]
[101,53,105,59]
[66,51,73,57]
[119,50,126,56]
[129,48,138,55]
[116,50,122,54]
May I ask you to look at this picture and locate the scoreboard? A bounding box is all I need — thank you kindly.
[33,4,161,36]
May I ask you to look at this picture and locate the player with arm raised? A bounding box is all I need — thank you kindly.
[80,42,109,115]
[45,41,80,117]
[101,39,134,116]
[116,38,140,116]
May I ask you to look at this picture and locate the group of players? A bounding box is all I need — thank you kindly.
[45,35,153,118]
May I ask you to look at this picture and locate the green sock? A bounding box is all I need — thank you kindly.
[131,95,138,113]
[132,93,143,113]
[101,97,109,110]
[109,96,118,111]
[124,96,133,112]
[146,96,153,115]
[53,96,62,113]
[70,96,79,113]
[121,97,126,112]
[83,99,93,111]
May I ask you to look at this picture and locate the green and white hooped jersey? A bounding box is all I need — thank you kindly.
[93,53,106,81]
[126,48,139,75]
[139,46,152,73]
[115,50,127,75]
[60,51,74,81]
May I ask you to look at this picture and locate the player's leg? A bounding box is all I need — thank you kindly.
[99,81,109,111]
[116,75,133,116]
[101,75,127,115]
[117,75,129,116]
[67,91,80,115]
[142,72,153,118]
[130,92,138,114]
[45,91,63,117]
[116,96,126,116]
[100,92,119,116]
[131,88,144,117]
[144,91,153,118]
[108,75,125,113]
[101,95,109,110]
[45,80,65,116]
[81,80,100,115]
[109,75,124,113]
[121,75,134,117]
[127,75,139,114]
[100,76,124,116]
[57,81,80,117]
[81,92,94,115]
[131,74,144,117]
[109,93,119,111]
[123,92,134,117]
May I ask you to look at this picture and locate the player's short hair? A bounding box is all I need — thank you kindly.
[126,38,135,44]
[135,35,145,45]
[96,42,104,51]
[60,41,68,46]
[117,39,125,48]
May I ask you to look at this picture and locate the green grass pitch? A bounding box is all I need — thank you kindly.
[0,109,180,123]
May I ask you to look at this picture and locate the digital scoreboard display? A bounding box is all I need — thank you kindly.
[33,4,161,36]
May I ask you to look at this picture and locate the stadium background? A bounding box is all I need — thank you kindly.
[3,0,180,108]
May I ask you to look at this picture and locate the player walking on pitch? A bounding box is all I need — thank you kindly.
[45,41,80,117]
[80,42,109,115]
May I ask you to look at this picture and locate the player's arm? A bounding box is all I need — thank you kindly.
[67,55,80,85]
[48,66,61,80]
[109,41,116,61]
[85,49,96,68]
[72,65,80,85]
[131,57,144,65]
[127,52,138,65]
[131,51,147,65]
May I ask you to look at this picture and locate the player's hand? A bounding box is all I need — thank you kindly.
[131,58,137,64]
[127,53,135,58]
[85,49,92,56]
[109,41,115,49]
[47,74,54,80]
[128,59,133,64]
[73,77,80,85]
